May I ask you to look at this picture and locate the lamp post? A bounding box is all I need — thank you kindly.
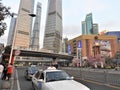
[8,13,36,64]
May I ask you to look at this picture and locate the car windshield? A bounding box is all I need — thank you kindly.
[46,71,71,82]
[28,67,38,73]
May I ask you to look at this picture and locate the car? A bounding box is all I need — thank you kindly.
[32,67,90,90]
[24,66,39,80]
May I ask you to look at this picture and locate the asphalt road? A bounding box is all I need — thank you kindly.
[16,66,120,90]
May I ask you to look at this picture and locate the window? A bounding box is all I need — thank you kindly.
[35,71,40,79]
[40,73,44,80]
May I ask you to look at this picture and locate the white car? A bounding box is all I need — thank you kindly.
[32,67,90,90]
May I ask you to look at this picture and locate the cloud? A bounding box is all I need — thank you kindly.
[63,25,81,40]
[83,0,108,13]
[99,20,120,31]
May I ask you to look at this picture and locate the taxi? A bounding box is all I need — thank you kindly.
[32,67,90,90]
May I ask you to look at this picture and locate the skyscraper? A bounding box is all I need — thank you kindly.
[13,0,34,49]
[82,21,87,35]
[30,2,42,50]
[93,23,99,34]
[82,13,98,35]
[43,0,63,53]
[7,17,16,46]
[62,38,68,53]
[85,13,93,34]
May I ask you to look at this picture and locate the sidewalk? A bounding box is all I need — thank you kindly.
[0,67,18,90]
[0,79,11,90]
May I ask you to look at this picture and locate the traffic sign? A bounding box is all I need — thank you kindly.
[15,50,21,55]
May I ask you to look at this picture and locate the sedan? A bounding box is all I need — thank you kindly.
[25,66,39,80]
[32,67,90,90]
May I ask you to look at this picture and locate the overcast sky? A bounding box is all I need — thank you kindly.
[1,0,120,48]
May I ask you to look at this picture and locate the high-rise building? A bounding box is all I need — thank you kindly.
[43,0,63,53]
[85,13,93,34]
[62,38,68,53]
[7,17,16,46]
[93,23,99,34]
[30,2,42,50]
[13,0,34,49]
[82,21,87,35]
[82,13,98,35]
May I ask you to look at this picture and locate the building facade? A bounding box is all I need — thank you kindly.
[30,2,42,50]
[105,31,120,51]
[7,17,16,46]
[13,0,34,49]
[68,35,118,58]
[43,0,63,53]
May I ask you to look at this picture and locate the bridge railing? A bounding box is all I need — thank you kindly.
[60,67,120,87]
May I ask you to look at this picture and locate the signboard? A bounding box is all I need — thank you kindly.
[78,40,82,48]
[68,45,71,54]
[15,50,21,55]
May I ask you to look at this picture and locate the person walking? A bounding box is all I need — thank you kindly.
[51,58,58,69]
[7,64,13,80]
[0,63,4,79]
[2,63,8,80]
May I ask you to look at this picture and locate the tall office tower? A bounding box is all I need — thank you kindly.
[13,0,34,49]
[43,0,63,53]
[31,2,42,50]
[7,17,16,46]
[93,24,99,34]
[62,38,68,53]
[85,13,93,34]
[82,13,98,35]
[82,21,87,35]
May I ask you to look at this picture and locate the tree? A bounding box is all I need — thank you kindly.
[0,0,11,37]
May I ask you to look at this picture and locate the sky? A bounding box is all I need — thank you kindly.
[0,0,120,48]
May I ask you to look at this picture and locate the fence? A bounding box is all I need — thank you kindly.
[60,67,120,87]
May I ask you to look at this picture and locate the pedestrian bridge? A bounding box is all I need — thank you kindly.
[14,49,73,62]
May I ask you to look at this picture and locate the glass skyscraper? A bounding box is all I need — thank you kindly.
[82,13,98,35]
[82,21,87,35]
[43,0,63,53]
[85,13,93,34]
[30,2,42,50]
[93,23,99,34]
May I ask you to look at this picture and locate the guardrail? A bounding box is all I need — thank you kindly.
[60,67,120,87]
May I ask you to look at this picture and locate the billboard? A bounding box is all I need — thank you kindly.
[99,40,111,57]
[68,44,71,54]
[78,40,82,48]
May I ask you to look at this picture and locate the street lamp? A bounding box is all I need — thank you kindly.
[8,13,36,64]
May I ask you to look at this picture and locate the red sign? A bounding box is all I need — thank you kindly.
[15,50,21,55]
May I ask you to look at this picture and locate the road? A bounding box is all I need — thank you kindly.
[16,66,120,90]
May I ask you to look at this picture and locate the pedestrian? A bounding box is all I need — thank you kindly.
[7,64,13,80]
[0,63,4,79]
[51,58,58,69]
[2,63,8,80]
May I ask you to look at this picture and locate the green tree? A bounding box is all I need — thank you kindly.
[0,0,11,37]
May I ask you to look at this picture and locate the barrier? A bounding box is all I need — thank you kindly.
[60,67,120,87]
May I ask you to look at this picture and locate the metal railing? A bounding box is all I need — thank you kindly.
[60,67,120,87]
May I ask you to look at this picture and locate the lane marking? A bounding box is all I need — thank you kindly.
[16,69,21,90]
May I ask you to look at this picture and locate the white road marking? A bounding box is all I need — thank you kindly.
[16,69,21,90]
